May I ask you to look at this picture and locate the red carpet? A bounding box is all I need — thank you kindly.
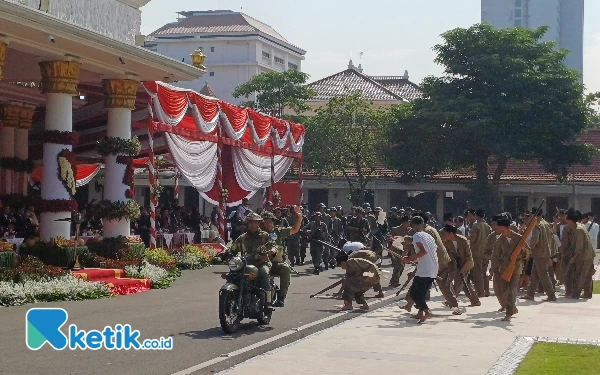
[72,268,151,296]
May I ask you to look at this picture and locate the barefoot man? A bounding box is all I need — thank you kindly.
[400,216,439,323]
[335,252,381,311]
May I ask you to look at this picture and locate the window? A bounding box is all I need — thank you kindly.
[210,47,215,52]
[515,0,522,7]
[514,18,522,26]
[274,56,285,65]
[514,8,521,18]
[288,62,298,70]
[209,72,215,77]
[262,51,271,59]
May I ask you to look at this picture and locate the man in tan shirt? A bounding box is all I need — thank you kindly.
[442,225,480,307]
[521,209,556,301]
[467,209,492,297]
[566,210,595,299]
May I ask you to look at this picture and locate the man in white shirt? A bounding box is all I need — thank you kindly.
[582,212,599,250]
[401,216,439,324]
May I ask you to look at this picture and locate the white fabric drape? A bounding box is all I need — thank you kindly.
[219,110,248,140]
[150,93,187,127]
[164,133,218,192]
[231,148,295,192]
[190,101,219,133]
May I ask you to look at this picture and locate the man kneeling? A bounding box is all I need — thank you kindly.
[335,252,381,311]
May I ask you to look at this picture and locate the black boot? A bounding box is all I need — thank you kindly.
[273,299,285,307]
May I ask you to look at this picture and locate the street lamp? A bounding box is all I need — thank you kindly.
[190,48,206,69]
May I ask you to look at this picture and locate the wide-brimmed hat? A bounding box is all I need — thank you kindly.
[262,212,277,220]
[246,212,263,221]
[312,212,322,218]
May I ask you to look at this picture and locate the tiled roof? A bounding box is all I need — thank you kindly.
[148,11,304,52]
[307,69,409,103]
[199,82,217,98]
[370,76,422,101]
[297,130,600,183]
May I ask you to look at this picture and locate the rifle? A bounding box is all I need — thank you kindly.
[501,200,545,282]
[309,279,343,298]
[395,268,416,296]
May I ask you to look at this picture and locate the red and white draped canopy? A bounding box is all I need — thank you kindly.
[143,81,305,206]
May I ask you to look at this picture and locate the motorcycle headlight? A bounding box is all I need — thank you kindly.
[228,257,243,271]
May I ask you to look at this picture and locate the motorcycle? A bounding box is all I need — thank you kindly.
[217,252,280,334]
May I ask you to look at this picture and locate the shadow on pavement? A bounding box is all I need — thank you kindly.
[179,323,274,340]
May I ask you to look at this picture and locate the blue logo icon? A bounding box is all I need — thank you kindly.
[26,308,172,350]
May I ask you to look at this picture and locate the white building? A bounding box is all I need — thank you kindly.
[145,10,306,104]
[481,0,584,79]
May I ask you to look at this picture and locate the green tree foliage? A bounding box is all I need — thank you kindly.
[232,69,315,118]
[384,24,597,211]
[304,93,392,206]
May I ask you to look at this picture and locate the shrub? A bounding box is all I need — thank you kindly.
[172,245,218,269]
[124,261,176,289]
[0,275,111,307]
[144,247,177,271]
[0,256,66,283]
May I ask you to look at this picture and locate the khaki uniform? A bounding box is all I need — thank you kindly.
[525,221,556,299]
[424,225,457,307]
[469,221,492,296]
[485,233,503,306]
[492,232,525,315]
[572,223,595,298]
[558,225,575,295]
[388,225,411,285]
[267,227,292,299]
[230,230,271,297]
[444,234,479,305]
[349,249,383,293]
[328,216,345,264]
[342,257,381,304]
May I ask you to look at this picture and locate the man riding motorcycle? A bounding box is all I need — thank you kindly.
[260,206,303,307]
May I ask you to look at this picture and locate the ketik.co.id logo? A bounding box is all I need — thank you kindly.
[26,308,173,350]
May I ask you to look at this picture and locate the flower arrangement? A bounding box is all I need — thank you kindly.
[124,261,176,289]
[57,149,77,197]
[0,275,111,307]
[0,256,66,283]
[36,130,79,145]
[0,157,35,173]
[0,242,14,252]
[37,199,78,213]
[93,200,140,221]
[151,180,163,199]
[97,137,141,157]
[172,245,218,270]
[144,247,177,271]
[220,188,229,202]
[273,190,281,204]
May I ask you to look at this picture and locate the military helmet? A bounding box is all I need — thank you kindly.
[262,212,277,221]
[245,212,263,221]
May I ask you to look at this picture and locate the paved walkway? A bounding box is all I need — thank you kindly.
[217,279,600,375]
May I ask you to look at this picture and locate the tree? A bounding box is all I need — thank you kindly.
[232,69,315,118]
[384,24,597,212]
[304,93,392,206]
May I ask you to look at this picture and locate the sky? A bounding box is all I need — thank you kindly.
[140,0,600,93]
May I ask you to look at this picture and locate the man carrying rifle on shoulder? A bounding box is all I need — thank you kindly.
[491,213,529,322]
[347,207,370,245]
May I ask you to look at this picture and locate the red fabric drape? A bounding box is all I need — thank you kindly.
[31,165,99,184]
[156,84,189,118]
[203,145,251,204]
[272,181,299,206]
[188,92,219,121]
[219,102,248,132]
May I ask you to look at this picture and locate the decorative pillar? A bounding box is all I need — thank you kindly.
[101,79,138,238]
[217,125,226,240]
[16,107,35,195]
[147,124,157,248]
[0,105,19,195]
[38,60,81,241]
[298,157,304,205]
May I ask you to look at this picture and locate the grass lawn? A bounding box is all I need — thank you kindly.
[593,280,600,294]
[515,342,600,375]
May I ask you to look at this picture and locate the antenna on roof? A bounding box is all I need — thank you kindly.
[359,52,363,60]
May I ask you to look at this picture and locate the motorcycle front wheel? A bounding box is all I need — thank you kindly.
[219,289,241,334]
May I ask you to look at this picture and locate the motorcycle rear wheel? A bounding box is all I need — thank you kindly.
[219,290,241,334]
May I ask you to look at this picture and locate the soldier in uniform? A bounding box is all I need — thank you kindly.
[491,213,525,321]
[566,209,595,299]
[347,207,370,243]
[335,252,381,311]
[286,208,304,266]
[556,209,575,295]
[303,212,329,274]
[328,207,345,267]
[229,212,273,305]
[442,225,480,307]
[333,248,385,298]
[520,209,557,302]
[260,206,303,307]
[387,216,413,287]
[387,207,402,229]
[467,209,493,297]
[273,207,289,227]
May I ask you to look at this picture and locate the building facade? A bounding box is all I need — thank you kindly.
[481,0,584,78]
[145,10,306,104]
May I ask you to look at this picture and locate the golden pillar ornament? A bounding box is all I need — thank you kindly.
[0,104,22,128]
[190,48,207,69]
[0,41,7,81]
[102,79,138,109]
[38,60,81,95]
